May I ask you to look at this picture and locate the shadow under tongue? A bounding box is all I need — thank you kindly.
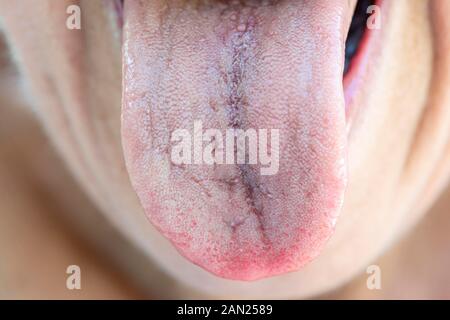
[121,0,347,280]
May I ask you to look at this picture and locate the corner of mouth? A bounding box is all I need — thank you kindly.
[343,0,385,124]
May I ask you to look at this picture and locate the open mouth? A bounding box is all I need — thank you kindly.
[117,0,380,280]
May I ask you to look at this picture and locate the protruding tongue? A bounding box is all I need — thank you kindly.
[122,0,348,280]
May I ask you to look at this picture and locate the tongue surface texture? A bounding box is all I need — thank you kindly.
[122,0,348,280]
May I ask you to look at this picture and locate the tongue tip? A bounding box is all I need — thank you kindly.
[153,196,344,281]
[175,167,346,281]
[174,223,339,281]
[123,114,347,281]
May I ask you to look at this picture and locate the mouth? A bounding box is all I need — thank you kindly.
[118,0,379,280]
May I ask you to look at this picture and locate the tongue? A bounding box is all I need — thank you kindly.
[122,0,348,280]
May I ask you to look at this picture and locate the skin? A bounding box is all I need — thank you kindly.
[0,0,449,298]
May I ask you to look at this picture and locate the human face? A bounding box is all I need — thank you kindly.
[0,0,449,298]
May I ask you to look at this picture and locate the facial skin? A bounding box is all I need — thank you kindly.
[0,0,449,298]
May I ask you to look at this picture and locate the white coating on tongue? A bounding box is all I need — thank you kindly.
[121,0,347,280]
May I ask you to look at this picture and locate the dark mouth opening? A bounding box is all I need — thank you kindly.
[344,0,375,75]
